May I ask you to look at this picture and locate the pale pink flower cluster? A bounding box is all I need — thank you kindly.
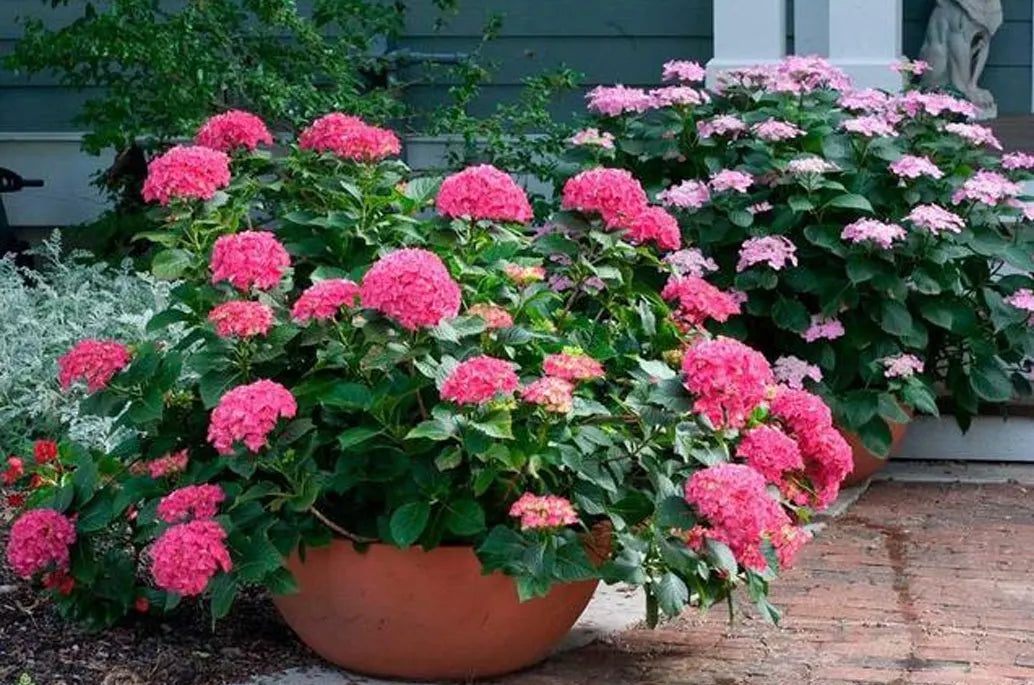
[890,58,929,76]
[150,519,233,597]
[142,145,231,205]
[838,88,891,112]
[1011,199,1034,221]
[736,236,797,272]
[208,300,274,339]
[505,264,546,285]
[664,248,718,277]
[436,164,533,224]
[748,55,851,95]
[840,116,897,138]
[137,450,189,479]
[569,128,615,149]
[195,110,273,152]
[466,304,514,329]
[157,484,226,524]
[882,354,924,379]
[440,355,520,405]
[658,180,711,210]
[906,205,965,235]
[298,113,401,161]
[649,86,710,108]
[951,170,1021,206]
[543,351,605,382]
[1002,152,1034,170]
[736,425,804,488]
[561,167,648,228]
[210,231,291,291]
[1005,288,1034,313]
[509,493,579,530]
[291,279,360,322]
[661,276,741,328]
[748,201,774,214]
[586,85,655,116]
[57,339,131,393]
[841,218,907,248]
[696,115,748,139]
[773,355,822,390]
[896,91,978,119]
[943,122,1001,150]
[889,155,944,180]
[681,336,773,429]
[520,376,575,414]
[769,387,853,508]
[752,119,804,142]
[207,379,297,455]
[802,315,845,342]
[5,509,76,578]
[360,249,461,331]
[662,60,706,83]
[626,206,681,251]
[709,169,754,194]
[786,157,838,175]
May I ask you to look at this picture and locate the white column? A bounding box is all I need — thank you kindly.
[793,0,830,57]
[706,0,787,88]
[827,0,903,91]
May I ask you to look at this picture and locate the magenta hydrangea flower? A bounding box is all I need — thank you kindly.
[509,493,579,530]
[561,167,648,228]
[906,204,965,235]
[802,315,845,343]
[625,206,681,251]
[944,123,1002,150]
[773,355,822,390]
[436,165,533,224]
[736,236,797,272]
[569,128,615,149]
[681,337,774,429]
[291,279,360,323]
[697,115,748,139]
[298,113,401,161]
[57,339,131,393]
[440,355,520,405]
[359,249,461,331]
[889,155,944,180]
[752,119,804,142]
[951,170,1022,206]
[210,231,291,292]
[1002,152,1034,170]
[5,509,76,578]
[841,218,907,249]
[736,425,805,487]
[208,300,274,339]
[709,169,754,193]
[521,376,575,414]
[157,484,226,524]
[664,248,718,277]
[150,520,232,597]
[586,85,655,116]
[136,450,189,479]
[142,145,231,205]
[662,60,706,83]
[658,180,711,210]
[882,354,924,379]
[661,275,741,328]
[840,116,898,138]
[195,110,273,152]
[207,379,297,455]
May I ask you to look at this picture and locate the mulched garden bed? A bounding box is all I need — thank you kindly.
[0,522,321,685]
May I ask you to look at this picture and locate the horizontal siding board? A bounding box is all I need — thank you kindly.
[0,88,99,131]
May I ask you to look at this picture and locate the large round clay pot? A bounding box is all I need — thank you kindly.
[840,416,911,486]
[272,535,604,681]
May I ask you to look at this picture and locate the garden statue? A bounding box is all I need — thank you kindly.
[919,0,1004,118]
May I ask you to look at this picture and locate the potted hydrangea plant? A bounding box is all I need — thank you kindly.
[3,110,851,680]
[565,56,1034,480]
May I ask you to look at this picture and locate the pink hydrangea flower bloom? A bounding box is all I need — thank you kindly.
[951,170,1022,206]
[436,165,533,224]
[586,85,654,116]
[752,119,804,142]
[625,206,681,251]
[661,276,741,328]
[658,180,711,210]
[521,376,575,414]
[840,116,898,138]
[440,355,520,405]
[207,300,274,339]
[838,88,891,112]
[697,115,748,139]
[543,352,605,382]
[137,449,189,479]
[150,520,233,597]
[748,201,774,214]
[142,145,231,205]
[664,248,718,277]
[895,91,978,119]
[569,128,615,149]
[466,304,514,330]
[195,110,273,152]
[709,169,754,194]
[57,339,131,393]
[360,249,461,331]
[210,231,291,292]
[773,355,823,390]
[662,60,706,83]
[157,484,226,524]
[905,205,965,235]
[944,123,1001,150]
[291,279,360,323]
[736,425,805,486]
[1005,288,1034,313]
[1002,152,1034,170]
[561,167,648,228]
[736,236,797,272]
[509,493,579,530]
[681,336,774,429]
[207,379,297,455]
[505,264,547,285]
[802,315,846,342]
[891,58,929,75]
[841,218,907,248]
[5,509,76,578]
[786,157,839,175]
[298,113,401,161]
[882,354,924,379]
[889,155,944,180]
[648,86,710,108]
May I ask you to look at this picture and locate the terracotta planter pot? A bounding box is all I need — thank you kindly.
[840,415,911,487]
[272,534,605,681]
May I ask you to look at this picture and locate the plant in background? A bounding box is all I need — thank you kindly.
[3,110,849,631]
[564,56,1034,454]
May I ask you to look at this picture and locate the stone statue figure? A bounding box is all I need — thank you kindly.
[919,0,1003,118]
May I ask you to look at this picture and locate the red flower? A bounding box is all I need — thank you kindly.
[2,457,24,486]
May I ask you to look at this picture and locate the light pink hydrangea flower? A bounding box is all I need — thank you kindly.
[207,379,297,455]
[786,157,839,175]
[882,354,924,379]
[649,86,710,108]
[521,377,575,414]
[569,128,615,149]
[662,60,706,83]
[207,300,274,339]
[891,58,929,75]
[360,249,462,331]
[697,115,748,139]
[838,88,891,112]
[889,155,944,180]
[802,315,845,342]
[466,304,514,330]
[905,205,965,235]
[752,119,804,142]
[748,201,773,215]
[709,169,754,193]
[509,493,579,530]
[1005,288,1034,313]
[658,180,711,210]
[840,116,898,138]
[505,264,546,285]
[436,164,533,224]
[664,249,718,277]
[773,355,823,389]
[586,85,654,116]
[1002,152,1034,170]
[951,170,1022,206]
[440,355,520,405]
[841,218,907,248]
[895,91,978,119]
[736,236,797,272]
[543,352,605,382]
[943,123,1001,150]
[150,520,232,597]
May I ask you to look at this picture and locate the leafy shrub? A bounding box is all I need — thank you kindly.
[567,56,1034,452]
[2,111,851,630]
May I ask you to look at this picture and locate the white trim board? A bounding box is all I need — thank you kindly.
[898,415,1034,462]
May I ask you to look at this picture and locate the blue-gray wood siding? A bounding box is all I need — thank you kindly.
[1,0,1032,132]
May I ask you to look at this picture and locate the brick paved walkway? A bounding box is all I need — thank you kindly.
[494,481,1034,685]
